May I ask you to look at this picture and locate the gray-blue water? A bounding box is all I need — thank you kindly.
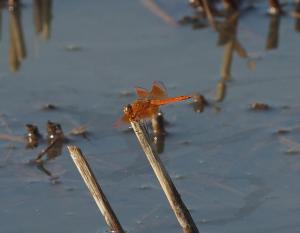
[1,1,300,233]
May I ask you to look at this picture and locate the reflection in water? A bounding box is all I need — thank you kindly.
[33,0,52,39]
[182,1,257,103]
[266,15,280,50]
[215,80,227,102]
[9,2,26,72]
[1,0,52,72]
[46,120,64,159]
[216,9,239,102]
[151,111,166,154]
[34,159,60,183]
[28,138,62,182]
[294,1,300,32]
[182,1,298,103]
[28,121,64,181]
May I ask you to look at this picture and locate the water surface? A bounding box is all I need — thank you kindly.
[1,1,300,233]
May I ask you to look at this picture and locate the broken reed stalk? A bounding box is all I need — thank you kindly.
[266,15,280,50]
[0,134,24,143]
[268,0,282,15]
[220,13,238,81]
[222,0,238,11]
[67,146,125,233]
[35,137,60,161]
[220,38,234,81]
[130,121,199,233]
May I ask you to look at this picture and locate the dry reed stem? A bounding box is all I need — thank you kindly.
[0,134,24,143]
[219,13,239,81]
[220,39,234,81]
[202,0,216,30]
[268,0,282,15]
[266,15,280,50]
[215,80,226,102]
[35,137,60,161]
[234,40,247,58]
[142,0,178,27]
[67,146,125,233]
[33,0,42,33]
[130,121,199,233]
[223,0,238,11]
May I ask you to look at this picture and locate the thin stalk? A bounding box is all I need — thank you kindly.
[141,0,178,27]
[268,0,282,15]
[202,0,216,30]
[130,121,199,233]
[33,0,42,34]
[67,146,125,233]
[266,15,280,50]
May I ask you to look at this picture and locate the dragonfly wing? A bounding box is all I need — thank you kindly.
[150,81,167,99]
[148,105,160,117]
[136,104,159,120]
[113,114,130,128]
[135,87,150,99]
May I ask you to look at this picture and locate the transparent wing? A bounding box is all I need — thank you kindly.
[113,115,130,128]
[135,87,150,99]
[134,104,160,120]
[150,81,167,99]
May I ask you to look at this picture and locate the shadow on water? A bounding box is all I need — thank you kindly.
[0,0,52,72]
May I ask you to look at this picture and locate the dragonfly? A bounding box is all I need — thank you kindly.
[114,81,192,127]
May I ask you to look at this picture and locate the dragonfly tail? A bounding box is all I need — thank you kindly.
[151,95,192,105]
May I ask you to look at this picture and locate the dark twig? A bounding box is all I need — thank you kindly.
[35,137,60,161]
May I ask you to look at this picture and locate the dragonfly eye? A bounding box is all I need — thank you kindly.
[123,104,133,115]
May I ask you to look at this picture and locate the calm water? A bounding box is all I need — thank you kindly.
[1,1,300,233]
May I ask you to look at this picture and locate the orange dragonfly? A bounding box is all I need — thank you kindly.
[114,81,192,127]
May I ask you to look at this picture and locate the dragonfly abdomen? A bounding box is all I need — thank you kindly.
[150,96,192,106]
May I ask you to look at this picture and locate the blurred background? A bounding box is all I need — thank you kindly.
[1,0,300,233]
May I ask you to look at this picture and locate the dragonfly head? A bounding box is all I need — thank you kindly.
[123,104,133,116]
